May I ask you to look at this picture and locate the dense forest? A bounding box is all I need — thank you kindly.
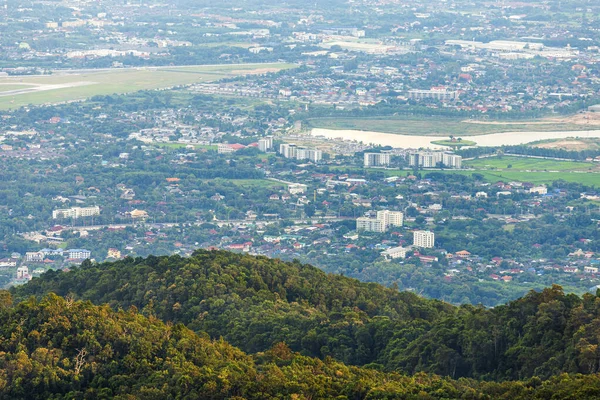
[5,291,600,399]
[12,250,600,382]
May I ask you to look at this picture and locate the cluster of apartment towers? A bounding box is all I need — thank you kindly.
[357,210,434,250]
[364,151,462,168]
[257,136,324,162]
[260,136,462,168]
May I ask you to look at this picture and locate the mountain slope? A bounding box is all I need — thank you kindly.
[12,250,600,380]
[3,292,600,399]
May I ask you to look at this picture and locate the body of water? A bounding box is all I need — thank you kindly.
[310,128,600,148]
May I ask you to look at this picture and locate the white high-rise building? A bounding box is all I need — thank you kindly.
[442,153,462,168]
[364,153,391,167]
[356,217,387,233]
[279,143,297,159]
[258,136,274,152]
[296,148,323,162]
[357,210,403,233]
[413,230,435,248]
[377,210,404,228]
[409,151,461,169]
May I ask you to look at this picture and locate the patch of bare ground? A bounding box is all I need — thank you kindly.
[532,139,600,151]
[231,68,281,75]
[463,111,600,126]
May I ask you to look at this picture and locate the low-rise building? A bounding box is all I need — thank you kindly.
[67,249,91,260]
[382,246,409,259]
[52,206,100,219]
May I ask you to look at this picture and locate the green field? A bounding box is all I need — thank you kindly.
[464,156,597,172]
[375,168,600,186]
[361,153,600,186]
[307,116,589,136]
[0,63,295,109]
[0,84,34,92]
[447,170,600,186]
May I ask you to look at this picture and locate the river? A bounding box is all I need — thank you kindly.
[310,128,600,148]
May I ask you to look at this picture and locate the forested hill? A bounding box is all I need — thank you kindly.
[12,250,600,381]
[4,292,600,399]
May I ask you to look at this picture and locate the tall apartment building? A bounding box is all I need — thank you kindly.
[52,206,100,219]
[258,136,274,152]
[413,230,435,248]
[296,148,323,162]
[377,210,404,228]
[356,217,387,233]
[357,210,404,233]
[279,143,297,159]
[280,143,322,162]
[409,151,462,169]
[442,153,462,169]
[364,152,391,167]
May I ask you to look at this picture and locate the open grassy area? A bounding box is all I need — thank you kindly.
[374,168,600,187]
[0,84,34,92]
[447,170,600,187]
[306,116,590,136]
[464,156,597,172]
[356,157,600,188]
[0,63,295,110]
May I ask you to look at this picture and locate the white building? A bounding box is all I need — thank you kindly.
[409,152,462,169]
[377,210,404,227]
[258,136,274,152]
[288,183,308,195]
[52,206,100,219]
[217,143,236,154]
[364,152,391,167]
[296,148,323,162]
[25,251,44,262]
[279,143,297,159]
[357,217,387,233]
[16,266,31,280]
[413,230,435,248]
[357,210,403,233]
[442,153,462,168]
[382,246,408,260]
[530,186,548,195]
[408,88,457,100]
[67,249,91,260]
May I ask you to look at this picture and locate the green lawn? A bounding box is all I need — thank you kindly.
[440,170,600,186]
[307,116,590,136]
[464,156,596,172]
[362,161,600,187]
[0,63,295,109]
[0,84,35,92]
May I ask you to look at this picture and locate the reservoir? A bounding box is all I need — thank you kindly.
[311,128,600,148]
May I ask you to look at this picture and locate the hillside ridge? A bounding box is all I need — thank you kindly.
[12,249,600,381]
